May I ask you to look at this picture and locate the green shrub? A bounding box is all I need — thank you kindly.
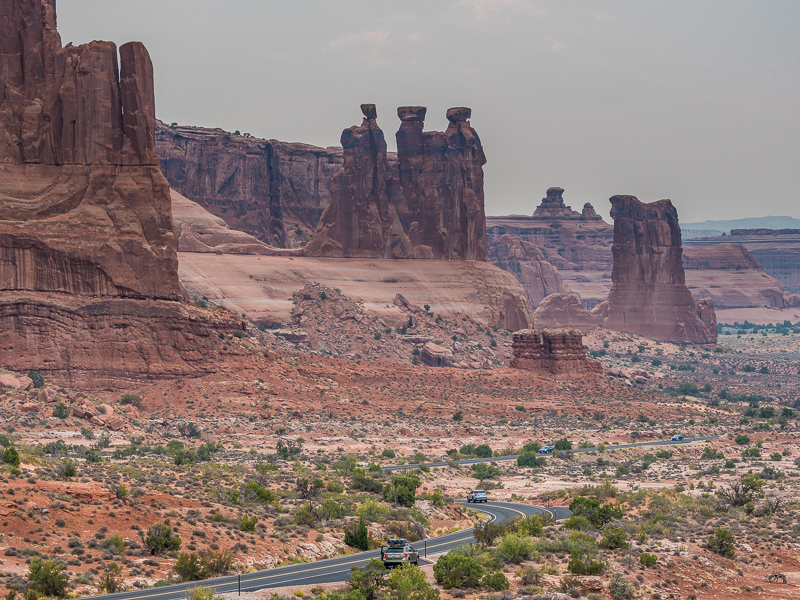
[51,401,69,419]
[433,554,483,589]
[99,563,125,593]
[474,444,493,458]
[348,559,387,600]
[735,434,751,445]
[482,571,509,591]
[145,522,181,555]
[102,535,126,554]
[383,474,420,507]
[608,573,635,600]
[174,552,204,582]
[599,528,628,549]
[28,557,69,598]
[516,514,545,537]
[120,393,143,408]
[567,549,604,575]
[240,515,257,532]
[184,586,223,600]
[708,528,736,558]
[381,448,396,459]
[389,564,439,600]
[554,438,573,451]
[3,446,20,468]
[563,515,592,531]
[495,534,537,564]
[517,453,546,468]
[244,482,276,504]
[639,552,657,568]
[471,463,501,480]
[568,496,623,528]
[27,371,45,389]
[344,515,369,551]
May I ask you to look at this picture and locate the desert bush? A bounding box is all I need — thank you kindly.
[144,522,181,555]
[3,446,20,468]
[716,473,764,506]
[495,534,536,564]
[473,521,505,546]
[174,552,204,582]
[433,554,483,589]
[567,549,604,575]
[27,371,45,388]
[563,515,592,531]
[708,528,736,558]
[482,571,509,591]
[383,474,420,507]
[389,564,439,600]
[608,573,635,600]
[516,565,542,586]
[471,463,501,480]
[184,586,223,600]
[120,393,143,408]
[515,514,545,537]
[639,552,657,568]
[240,515,257,532]
[244,482,276,504]
[102,535,125,554]
[599,528,628,550]
[349,559,387,600]
[99,563,125,593]
[52,402,69,419]
[568,496,623,528]
[517,453,546,468]
[28,557,69,598]
[734,435,751,445]
[554,438,573,451]
[344,515,369,551]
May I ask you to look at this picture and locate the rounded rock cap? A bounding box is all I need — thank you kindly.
[361,104,378,120]
[397,106,427,122]
[446,107,471,123]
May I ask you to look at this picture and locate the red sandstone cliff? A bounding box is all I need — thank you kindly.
[156,122,344,249]
[0,0,238,387]
[487,234,567,306]
[602,195,717,344]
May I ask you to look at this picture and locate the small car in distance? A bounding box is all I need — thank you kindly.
[671,434,685,442]
[467,489,488,503]
[538,445,554,454]
[381,538,419,567]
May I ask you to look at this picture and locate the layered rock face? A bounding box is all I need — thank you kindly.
[510,328,602,375]
[532,187,580,219]
[603,196,717,344]
[156,123,344,248]
[683,244,786,308]
[306,105,487,260]
[0,0,237,387]
[487,234,567,306]
[532,293,605,332]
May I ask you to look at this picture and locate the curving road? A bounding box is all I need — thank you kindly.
[79,502,562,600]
[383,436,718,472]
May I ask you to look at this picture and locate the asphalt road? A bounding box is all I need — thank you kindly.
[80,502,560,600]
[382,436,718,472]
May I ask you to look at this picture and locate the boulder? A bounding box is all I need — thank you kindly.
[20,403,40,413]
[510,329,602,375]
[0,374,30,389]
[420,342,453,367]
[602,196,717,344]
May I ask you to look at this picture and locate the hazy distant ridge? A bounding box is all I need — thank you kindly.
[682,216,800,238]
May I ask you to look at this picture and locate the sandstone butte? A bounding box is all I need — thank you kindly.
[305,104,487,260]
[0,0,239,389]
[602,195,717,344]
[510,328,602,376]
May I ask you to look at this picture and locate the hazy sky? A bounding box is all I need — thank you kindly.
[58,1,799,222]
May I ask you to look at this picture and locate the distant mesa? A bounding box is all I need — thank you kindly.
[305,104,487,260]
[602,195,717,344]
[510,328,602,376]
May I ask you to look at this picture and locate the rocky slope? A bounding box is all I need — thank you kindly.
[0,0,238,388]
[156,122,343,248]
[177,253,533,332]
[603,195,717,344]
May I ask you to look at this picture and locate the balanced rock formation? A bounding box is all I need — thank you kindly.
[0,0,238,387]
[156,122,344,248]
[532,293,605,332]
[602,196,717,344]
[510,329,602,375]
[306,105,487,260]
[305,104,412,258]
[532,188,581,219]
[487,235,567,306]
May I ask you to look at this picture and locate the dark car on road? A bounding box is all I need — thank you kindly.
[538,445,554,454]
[671,434,684,441]
[381,539,419,567]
